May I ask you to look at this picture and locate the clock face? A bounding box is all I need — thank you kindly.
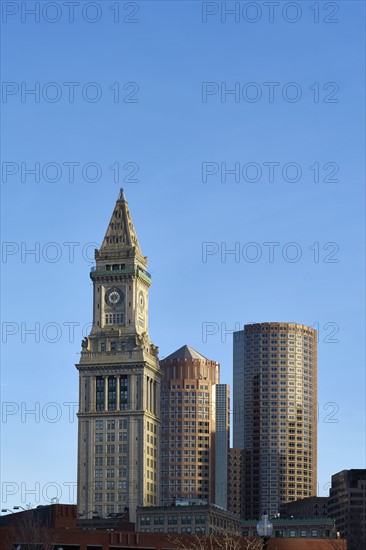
[138,291,145,311]
[105,287,124,308]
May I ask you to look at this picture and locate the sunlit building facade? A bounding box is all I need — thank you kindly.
[233,322,317,518]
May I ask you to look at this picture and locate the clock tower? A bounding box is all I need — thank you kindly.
[76,189,161,522]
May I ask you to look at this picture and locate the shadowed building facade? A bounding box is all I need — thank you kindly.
[76,190,162,522]
[160,345,220,504]
[215,384,230,509]
[233,322,317,518]
[1,504,345,550]
[328,469,366,550]
[227,448,246,517]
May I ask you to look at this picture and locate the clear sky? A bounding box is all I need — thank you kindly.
[1,0,365,511]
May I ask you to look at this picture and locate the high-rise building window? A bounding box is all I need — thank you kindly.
[120,375,128,410]
[96,376,105,411]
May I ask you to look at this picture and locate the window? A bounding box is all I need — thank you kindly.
[181,515,191,525]
[195,515,205,524]
[168,516,177,525]
[105,313,124,325]
[120,375,129,410]
[96,376,105,411]
[119,419,128,430]
[141,516,150,525]
[154,516,164,525]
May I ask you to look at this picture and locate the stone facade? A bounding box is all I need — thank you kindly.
[76,190,162,522]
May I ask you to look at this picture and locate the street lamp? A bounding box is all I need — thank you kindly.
[256,512,273,550]
[1,509,14,514]
[13,506,26,511]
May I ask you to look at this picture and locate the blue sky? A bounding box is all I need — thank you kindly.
[1,1,365,510]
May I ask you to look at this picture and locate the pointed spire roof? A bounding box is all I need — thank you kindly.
[99,189,142,255]
[163,345,210,362]
[118,188,126,202]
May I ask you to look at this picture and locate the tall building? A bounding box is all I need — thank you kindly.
[328,469,366,550]
[76,190,162,522]
[160,345,220,504]
[214,384,230,509]
[233,322,317,518]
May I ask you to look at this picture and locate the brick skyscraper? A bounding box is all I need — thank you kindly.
[160,345,220,504]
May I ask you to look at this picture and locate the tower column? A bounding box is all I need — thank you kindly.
[116,375,120,411]
[146,376,150,411]
[146,377,149,411]
[104,375,108,411]
[153,381,156,415]
[88,377,94,412]
[130,374,136,410]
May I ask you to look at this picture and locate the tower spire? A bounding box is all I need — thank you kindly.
[98,189,142,255]
[118,188,126,202]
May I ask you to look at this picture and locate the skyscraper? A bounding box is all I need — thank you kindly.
[76,190,162,522]
[233,322,317,518]
[160,345,220,504]
[215,384,230,509]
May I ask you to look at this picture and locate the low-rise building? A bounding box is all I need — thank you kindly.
[0,504,346,550]
[242,517,338,539]
[280,496,329,518]
[136,503,242,536]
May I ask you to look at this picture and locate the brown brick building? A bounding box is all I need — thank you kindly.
[0,504,346,550]
[160,345,220,504]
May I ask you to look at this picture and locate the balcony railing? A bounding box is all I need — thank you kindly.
[89,265,151,279]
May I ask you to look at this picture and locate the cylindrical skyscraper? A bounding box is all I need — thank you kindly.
[233,322,317,518]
